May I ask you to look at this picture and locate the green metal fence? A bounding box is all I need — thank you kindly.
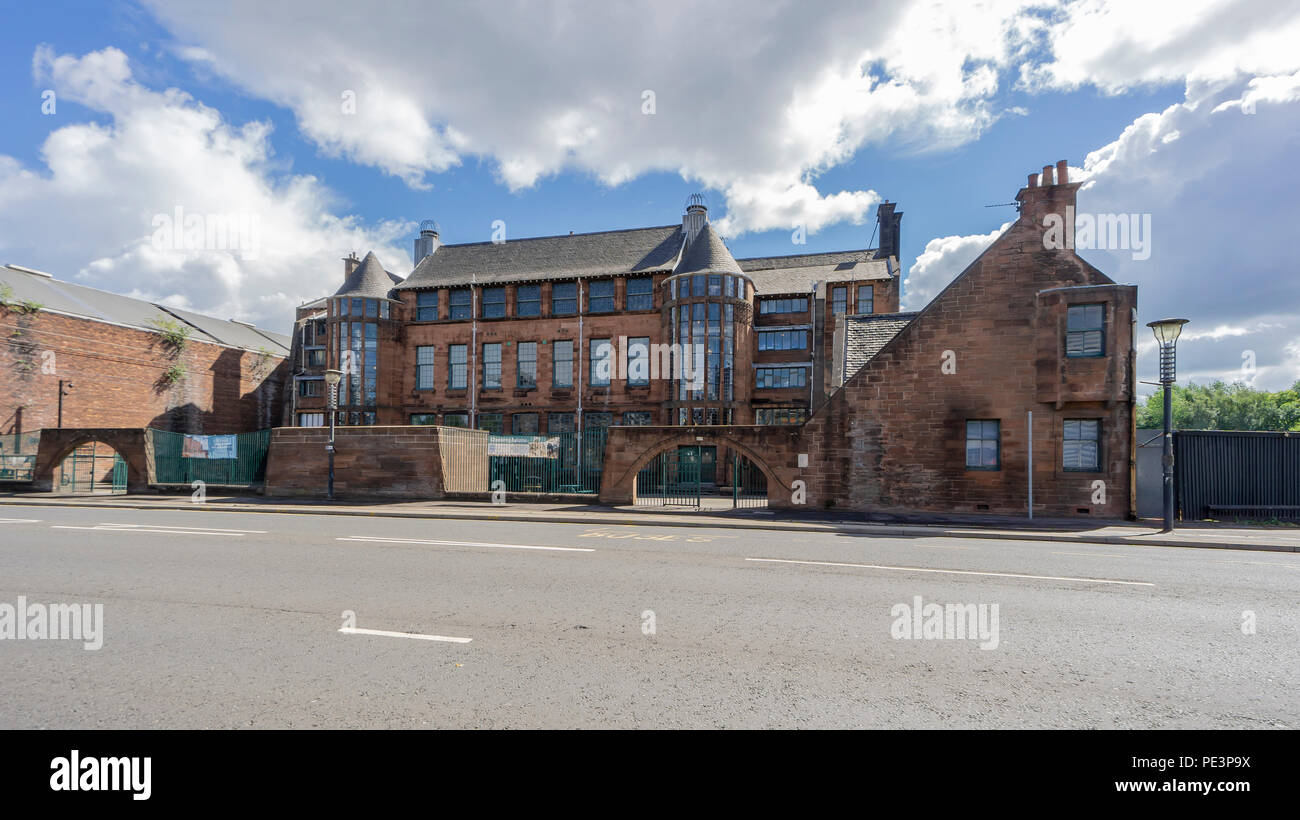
[149,428,272,486]
[489,429,608,494]
[732,453,769,508]
[57,442,126,495]
[0,430,40,481]
[636,447,703,507]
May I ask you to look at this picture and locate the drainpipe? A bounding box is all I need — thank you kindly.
[577,280,584,476]
[470,276,478,428]
[809,281,820,415]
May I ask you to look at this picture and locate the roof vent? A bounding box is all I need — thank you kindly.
[414,220,440,266]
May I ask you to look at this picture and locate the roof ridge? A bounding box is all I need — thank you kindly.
[435,224,680,249]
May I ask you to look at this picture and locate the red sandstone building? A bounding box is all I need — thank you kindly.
[287,161,1138,518]
[288,197,906,432]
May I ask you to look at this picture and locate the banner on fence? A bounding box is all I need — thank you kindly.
[487,436,560,459]
[182,434,239,459]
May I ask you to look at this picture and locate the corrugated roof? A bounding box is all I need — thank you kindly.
[1,264,290,354]
[844,312,918,375]
[738,250,893,295]
[397,225,683,289]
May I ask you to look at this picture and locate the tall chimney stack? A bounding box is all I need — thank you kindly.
[873,201,903,261]
[1056,159,1068,185]
[343,252,359,279]
[1041,165,1055,186]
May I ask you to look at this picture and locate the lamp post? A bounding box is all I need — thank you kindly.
[1146,318,1188,532]
[323,369,342,501]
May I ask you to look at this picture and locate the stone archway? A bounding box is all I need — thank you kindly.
[31,429,151,493]
[599,425,801,508]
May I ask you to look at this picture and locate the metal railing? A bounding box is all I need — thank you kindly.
[489,429,608,494]
[0,430,40,481]
[148,428,272,486]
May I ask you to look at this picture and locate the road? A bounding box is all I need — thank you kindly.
[0,504,1296,729]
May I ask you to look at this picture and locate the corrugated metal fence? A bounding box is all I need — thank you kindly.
[0,431,40,481]
[1175,430,1300,521]
[149,428,272,486]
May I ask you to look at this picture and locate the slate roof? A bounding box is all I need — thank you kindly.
[0,264,291,354]
[398,225,684,290]
[335,251,401,299]
[676,223,744,275]
[843,312,918,375]
[738,250,893,296]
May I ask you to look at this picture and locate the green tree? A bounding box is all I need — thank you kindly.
[1136,380,1300,431]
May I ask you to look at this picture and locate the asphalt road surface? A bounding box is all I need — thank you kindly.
[1,504,1296,729]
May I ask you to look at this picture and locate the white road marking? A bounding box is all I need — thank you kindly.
[51,523,264,536]
[337,536,593,553]
[0,518,41,524]
[746,557,1155,586]
[918,544,978,551]
[339,626,471,644]
[1052,551,1129,559]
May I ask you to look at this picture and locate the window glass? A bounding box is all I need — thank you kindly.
[365,299,378,318]
[590,339,612,386]
[410,413,437,425]
[443,413,470,428]
[416,345,435,389]
[516,285,541,317]
[965,420,1000,469]
[622,411,653,426]
[755,366,808,389]
[553,340,574,387]
[482,287,506,319]
[449,288,472,320]
[857,285,873,315]
[692,274,706,297]
[831,287,847,316]
[759,297,809,314]
[589,280,615,313]
[627,337,650,385]
[757,329,809,351]
[552,282,577,315]
[449,344,467,389]
[626,277,653,311]
[548,412,576,434]
[1063,419,1101,470]
[708,275,722,296]
[477,413,504,434]
[512,413,539,434]
[1066,304,1105,357]
[756,408,807,425]
[517,341,537,388]
[417,291,438,321]
[483,342,502,389]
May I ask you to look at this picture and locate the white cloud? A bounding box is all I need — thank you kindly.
[0,47,409,331]
[903,223,1008,309]
[138,0,1052,236]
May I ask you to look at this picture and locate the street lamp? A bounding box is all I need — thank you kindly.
[323,368,343,501]
[1146,318,1188,532]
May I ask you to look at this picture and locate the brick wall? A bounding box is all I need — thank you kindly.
[0,308,288,435]
[263,425,488,498]
[796,172,1137,518]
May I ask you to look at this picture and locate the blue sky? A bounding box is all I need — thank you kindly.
[2,1,1298,392]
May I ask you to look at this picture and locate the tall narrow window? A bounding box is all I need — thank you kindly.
[552,282,577,315]
[1066,304,1105,357]
[553,340,574,387]
[482,287,506,319]
[627,337,650,385]
[831,286,847,316]
[965,420,1000,470]
[415,345,435,389]
[516,285,541,317]
[483,342,502,389]
[417,291,439,321]
[449,288,472,320]
[626,277,653,311]
[1063,419,1101,471]
[449,344,467,389]
[590,338,612,386]
[588,280,614,313]
[517,341,537,388]
[512,413,539,434]
[857,285,873,315]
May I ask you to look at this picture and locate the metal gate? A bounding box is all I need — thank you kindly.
[635,447,702,507]
[732,453,768,508]
[635,447,769,509]
[57,442,127,495]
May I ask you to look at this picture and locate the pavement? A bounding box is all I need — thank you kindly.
[1,503,1296,728]
[2,491,1298,553]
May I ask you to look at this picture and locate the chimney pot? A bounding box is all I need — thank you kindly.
[1028,173,1038,188]
[1056,159,1068,185]
[1041,165,1054,186]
